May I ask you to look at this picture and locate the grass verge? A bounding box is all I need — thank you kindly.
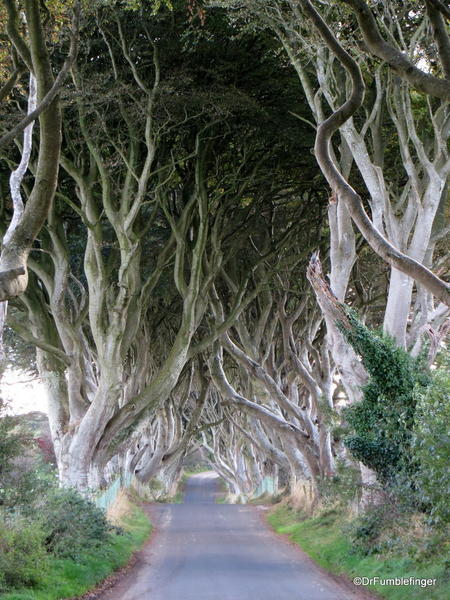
[2,499,151,600]
[267,505,448,600]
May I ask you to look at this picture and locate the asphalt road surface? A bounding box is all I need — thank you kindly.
[102,472,365,600]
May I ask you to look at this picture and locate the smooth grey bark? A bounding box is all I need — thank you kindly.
[341,0,450,100]
[0,1,80,301]
[260,0,448,348]
[0,1,81,148]
[296,0,450,306]
[0,72,36,374]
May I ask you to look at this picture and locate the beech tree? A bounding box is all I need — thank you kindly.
[2,0,447,506]
[196,0,449,501]
[222,0,449,340]
[4,2,318,490]
[0,0,80,301]
[0,1,80,381]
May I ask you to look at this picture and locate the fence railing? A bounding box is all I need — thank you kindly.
[95,472,277,510]
[254,476,276,498]
[94,471,134,511]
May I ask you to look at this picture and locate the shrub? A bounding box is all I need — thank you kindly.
[38,488,111,560]
[0,403,122,593]
[318,459,361,505]
[0,400,51,510]
[0,413,24,477]
[345,505,388,555]
[0,403,29,508]
[0,517,48,590]
[413,367,450,525]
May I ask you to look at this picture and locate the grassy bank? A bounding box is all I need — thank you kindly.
[267,505,448,600]
[2,499,151,600]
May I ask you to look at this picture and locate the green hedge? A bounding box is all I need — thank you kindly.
[1,503,151,600]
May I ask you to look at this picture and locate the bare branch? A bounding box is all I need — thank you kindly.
[298,0,450,305]
[0,1,81,148]
[340,0,450,100]
[8,315,71,366]
[425,0,450,78]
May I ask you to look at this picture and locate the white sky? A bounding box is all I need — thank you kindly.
[1,367,48,415]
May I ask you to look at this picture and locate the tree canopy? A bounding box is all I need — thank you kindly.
[0,0,448,525]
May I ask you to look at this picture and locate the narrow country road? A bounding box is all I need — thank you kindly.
[101,473,366,600]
